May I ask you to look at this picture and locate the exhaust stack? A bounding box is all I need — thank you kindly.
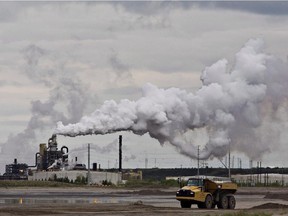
[119,135,122,172]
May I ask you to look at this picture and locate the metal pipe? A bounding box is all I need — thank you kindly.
[28,152,40,167]
[61,146,69,154]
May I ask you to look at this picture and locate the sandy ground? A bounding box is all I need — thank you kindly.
[0,187,287,215]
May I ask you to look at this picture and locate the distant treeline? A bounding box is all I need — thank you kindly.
[116,167,288,181]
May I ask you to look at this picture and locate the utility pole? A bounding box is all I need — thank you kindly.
[259,161,262,184]
[197,145,200,177]
[145,157,148,169]
[87,143,91,185]
[228,142,231,179]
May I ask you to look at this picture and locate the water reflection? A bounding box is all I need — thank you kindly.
[0,197,117,205]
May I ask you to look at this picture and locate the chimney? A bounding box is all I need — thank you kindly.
[14,158,17,164]
[93,163,97,171]
[119,135,122,172]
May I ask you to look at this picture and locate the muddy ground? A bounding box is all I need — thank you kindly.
[0,187,287,215]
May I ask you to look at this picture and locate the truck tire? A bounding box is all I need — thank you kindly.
[228,196,236,209]
[217,195,228,209]
[204,195,213,209]
[180,201,191,208]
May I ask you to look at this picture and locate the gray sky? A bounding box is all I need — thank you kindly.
[1,1,288,172]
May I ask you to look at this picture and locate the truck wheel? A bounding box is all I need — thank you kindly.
[180,201,191,208]
[228,196,236,209]
[204,195,213,209]
[217,195,228,209]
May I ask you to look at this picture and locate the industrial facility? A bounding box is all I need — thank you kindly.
[1,133,288,187]
[0,159,29,180]
[36,134,69,171]
[0,134,123,185]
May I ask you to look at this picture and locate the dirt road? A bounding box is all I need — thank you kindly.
[0,187,287,215]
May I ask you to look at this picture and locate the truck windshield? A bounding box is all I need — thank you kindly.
[187,179,203,186]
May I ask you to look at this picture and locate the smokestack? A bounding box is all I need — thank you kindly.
[119,135,122,172]
[93,163,97,171]
[14,158,17,164]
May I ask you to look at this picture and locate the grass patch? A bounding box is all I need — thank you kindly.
[123,179,160,188]
[123,179,179,188]
[0,180,76,187]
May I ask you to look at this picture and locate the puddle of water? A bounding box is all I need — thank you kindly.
[0,197,119,205]
[0,195,178,206]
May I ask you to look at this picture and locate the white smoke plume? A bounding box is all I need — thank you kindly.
[109,49,133,83]
[68,138,135,167]
[124,154,137,162]
[69,139,118,155]
[0,44,94,167]
[55,39,288,161]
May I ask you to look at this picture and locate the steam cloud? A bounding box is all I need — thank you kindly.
[0,44,94,167]
[55,39,288,161]
[70,139,118,155]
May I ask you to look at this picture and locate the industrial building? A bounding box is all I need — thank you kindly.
[28,170,121,185]
[27,134,123,185]
[0,159,29,180]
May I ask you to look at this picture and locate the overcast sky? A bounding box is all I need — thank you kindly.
[1,1,288,172]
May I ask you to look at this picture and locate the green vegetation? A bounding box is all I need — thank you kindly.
[49,174,88,185]
[161,179,181,187]
[74,175,87,185]
[102,180,113,186]
[123,179,179,188]
[0,180,75,187]
[0,174,88,187]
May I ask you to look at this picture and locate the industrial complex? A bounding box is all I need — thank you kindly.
[1,134,288,187]
[0,134,123,185]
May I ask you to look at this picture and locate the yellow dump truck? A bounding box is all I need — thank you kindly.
[176,176,237,209]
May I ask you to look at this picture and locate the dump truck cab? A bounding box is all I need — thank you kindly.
[176,176,237,209]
